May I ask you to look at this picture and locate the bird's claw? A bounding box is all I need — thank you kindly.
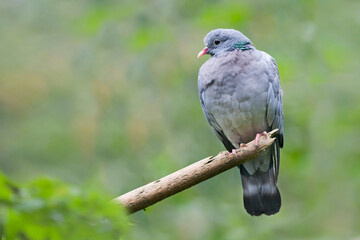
[226,149,238,158]
[231,149,238,158]
[227,144,247,158]
[254,131,267,147]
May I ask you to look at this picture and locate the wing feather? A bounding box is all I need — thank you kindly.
[199,89,235,152]
[266,57,284,179]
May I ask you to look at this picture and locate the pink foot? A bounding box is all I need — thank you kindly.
[231,149,238,158]
[254,131,267,147]
[226,149,238,158]
[227,144,246,158]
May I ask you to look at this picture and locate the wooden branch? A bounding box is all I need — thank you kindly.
[114,129,279,214]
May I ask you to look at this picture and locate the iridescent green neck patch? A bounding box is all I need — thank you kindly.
[233,41,252,51]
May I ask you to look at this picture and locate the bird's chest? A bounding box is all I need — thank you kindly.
[204,79,259,119]
[201,74,268,142]
[203,66,266,110]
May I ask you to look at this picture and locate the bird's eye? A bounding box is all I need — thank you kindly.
[214,39,221,45]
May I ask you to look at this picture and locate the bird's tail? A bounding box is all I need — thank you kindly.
[239,158,281,216]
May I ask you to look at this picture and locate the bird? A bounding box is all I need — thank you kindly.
[197,29,284,216]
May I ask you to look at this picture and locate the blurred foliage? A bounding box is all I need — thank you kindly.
[0,172,129,239]
[0,0,360,239]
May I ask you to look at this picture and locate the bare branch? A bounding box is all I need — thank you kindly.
[114,129,279,214]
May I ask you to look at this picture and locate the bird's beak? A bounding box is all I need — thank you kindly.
[197,47,208,58]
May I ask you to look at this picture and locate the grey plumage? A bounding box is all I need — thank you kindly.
[198,29,284,216]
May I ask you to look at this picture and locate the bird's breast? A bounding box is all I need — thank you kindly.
[199,53,268,145]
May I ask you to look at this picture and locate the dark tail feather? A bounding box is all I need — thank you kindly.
[239,165,281,216]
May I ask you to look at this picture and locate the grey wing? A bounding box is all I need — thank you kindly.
[199,89,235,152]
[266,58,284,180]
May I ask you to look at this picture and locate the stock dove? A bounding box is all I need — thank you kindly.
[197,29,284,216]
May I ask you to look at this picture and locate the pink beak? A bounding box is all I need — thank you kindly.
[197,47,209,58]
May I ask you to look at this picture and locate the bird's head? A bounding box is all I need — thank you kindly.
[197,29,252,58]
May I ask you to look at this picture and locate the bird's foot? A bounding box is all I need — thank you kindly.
[227,144,246,158]
[226,149,238,158]
[254,131,267,147]
[231,149,238,158]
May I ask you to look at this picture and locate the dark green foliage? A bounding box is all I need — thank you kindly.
[0,173,129,239]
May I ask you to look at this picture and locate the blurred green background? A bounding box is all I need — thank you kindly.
[1,0,360,239]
